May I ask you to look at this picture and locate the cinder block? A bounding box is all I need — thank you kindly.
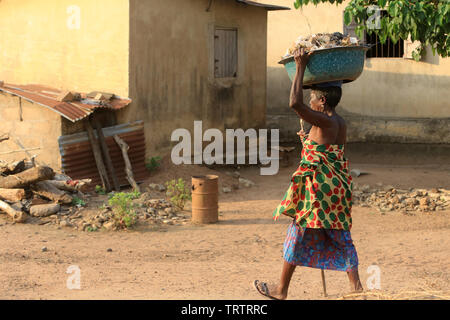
[57,91,81,102]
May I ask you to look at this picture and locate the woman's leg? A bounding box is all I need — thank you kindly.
[325,229,363,293]
[278,260,297,298]
[255,220,300,299]
[347,267,363,292]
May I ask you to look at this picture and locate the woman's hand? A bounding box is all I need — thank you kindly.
[297,129,308,145]
[294,48,312,69]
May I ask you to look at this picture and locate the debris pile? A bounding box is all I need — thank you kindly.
[0,166,192,230]
[224,170,256,190]
[283,32,362,58]
[0,159,91,223]
[141,198,190,226]
[352,184,449,214]
[60,195,190,232]
[56,89,124,108]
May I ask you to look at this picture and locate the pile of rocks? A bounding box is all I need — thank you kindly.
[53,196,190,232]
[283,32,361,58]
[223,170,255,193]
[352,184,449,214]
[139,198,190,226]
[55,207,113,232]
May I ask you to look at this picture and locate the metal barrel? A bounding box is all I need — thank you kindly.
[191,175,219,224]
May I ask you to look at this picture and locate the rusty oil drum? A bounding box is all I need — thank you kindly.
[191,175,219,224]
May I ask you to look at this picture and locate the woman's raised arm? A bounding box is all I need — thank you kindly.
[289,48,334,128]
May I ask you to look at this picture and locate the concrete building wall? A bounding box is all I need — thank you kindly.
[123,0,268,155]
[0,0,130,97]
[0,0,271,167]
[0,94,62,169]
[264,0,450,143]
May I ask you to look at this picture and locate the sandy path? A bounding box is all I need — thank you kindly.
[0,155,449,300]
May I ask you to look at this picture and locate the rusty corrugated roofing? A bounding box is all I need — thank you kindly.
[235,0,291,10]
[0,83,132,122]
[58,121,148,190]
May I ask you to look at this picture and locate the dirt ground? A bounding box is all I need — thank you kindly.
[1,144,449,300]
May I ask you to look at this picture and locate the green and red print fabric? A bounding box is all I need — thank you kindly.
[273,138,353,231]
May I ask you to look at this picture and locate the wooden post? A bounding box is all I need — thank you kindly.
[321,269,328,297]
[32,181,73,204]
[0,199,27,223]
[85,118,111,192]
[30,204,60,217]
[0,166,54,189]
[0,188,26,202]
[47,179,92,193]
[113,135,140,192]
[92,116,120,191]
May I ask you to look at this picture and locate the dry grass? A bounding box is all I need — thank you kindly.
[338,289,450,300]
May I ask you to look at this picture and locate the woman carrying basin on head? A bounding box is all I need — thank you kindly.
[254,48,363,300]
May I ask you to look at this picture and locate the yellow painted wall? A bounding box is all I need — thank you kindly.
[0,0,270,167]
[0,93,62,169]
[123,0,268,154]
[264,0,450,143]
[0,0,129,97]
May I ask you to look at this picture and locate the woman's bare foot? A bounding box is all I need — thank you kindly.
[254,280,288,300]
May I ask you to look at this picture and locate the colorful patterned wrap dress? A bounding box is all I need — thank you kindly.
[273,137,359,272]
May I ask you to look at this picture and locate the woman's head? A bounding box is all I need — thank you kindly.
[310,86,342,111]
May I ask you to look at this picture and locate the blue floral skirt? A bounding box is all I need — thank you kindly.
[283,220,359,272]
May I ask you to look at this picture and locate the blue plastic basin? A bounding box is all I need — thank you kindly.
[279,45,370,88]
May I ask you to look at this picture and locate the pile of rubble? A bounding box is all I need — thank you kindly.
[0,159,190,231]
[222,170,256,193]
[283,32,361,58]
[138,198,189,225]
[56,196,190,232]
[352,184,449,214]
[0,159,90,223]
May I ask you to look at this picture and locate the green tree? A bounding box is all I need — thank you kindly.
[293,0,450,61]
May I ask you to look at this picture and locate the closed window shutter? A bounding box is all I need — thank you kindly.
[214,28,238,78]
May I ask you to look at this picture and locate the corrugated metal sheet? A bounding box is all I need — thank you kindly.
[0,83,132,122]
[58,121,148,190]
[234,0,291,10]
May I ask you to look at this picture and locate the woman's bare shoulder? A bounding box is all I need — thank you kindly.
[333,113,346,131]
[335,113,347,144]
